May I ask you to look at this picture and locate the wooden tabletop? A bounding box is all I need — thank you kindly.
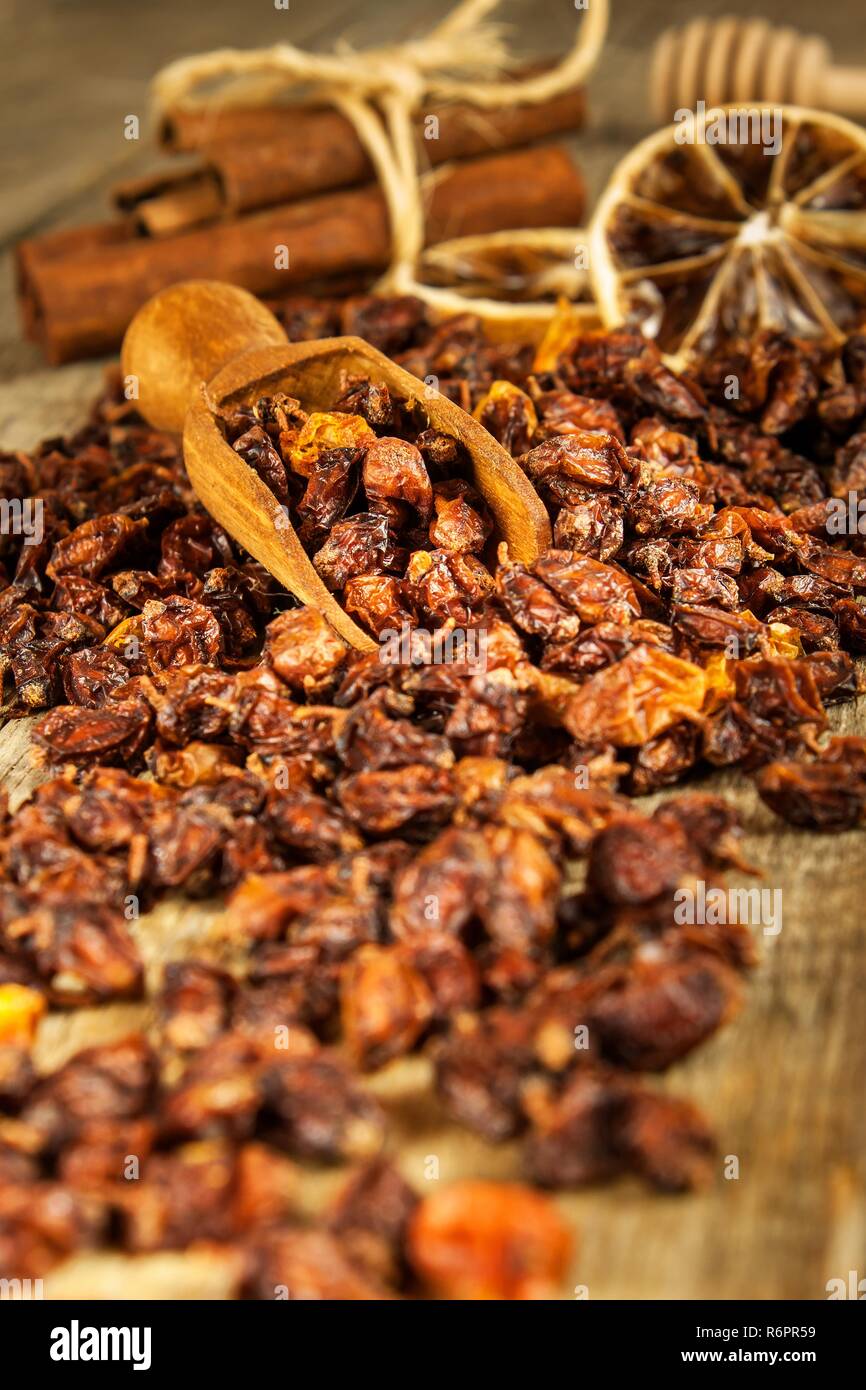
[0,0,864,1300]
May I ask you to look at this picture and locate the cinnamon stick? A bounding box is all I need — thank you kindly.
[159,80,586,156]
[19,146,585,365]
[128,82,587,232]
[113,168,223,236]
[16,222,136,343]
[212,84,589,212]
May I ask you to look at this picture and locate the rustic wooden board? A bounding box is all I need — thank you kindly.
[1,0,864,1302]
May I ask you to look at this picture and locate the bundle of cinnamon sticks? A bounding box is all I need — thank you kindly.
[17,79,588,365]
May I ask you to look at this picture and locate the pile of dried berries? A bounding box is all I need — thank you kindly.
[273,294,534,410]
[224,380,496,637]
[0,1019,571,1298]
[0,295,865,1297]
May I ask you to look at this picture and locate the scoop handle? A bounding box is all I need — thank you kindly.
[121,280,288,435]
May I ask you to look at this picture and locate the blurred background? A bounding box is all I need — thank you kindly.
[1,0,863,380]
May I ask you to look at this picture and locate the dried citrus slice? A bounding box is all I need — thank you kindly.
[420,230,594,303]
[417,229,601,343]
[589,105,866,367]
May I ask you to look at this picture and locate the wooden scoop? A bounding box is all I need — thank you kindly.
[122,280,551,651]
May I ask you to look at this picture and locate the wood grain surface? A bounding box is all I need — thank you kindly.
[0,0,864,1301]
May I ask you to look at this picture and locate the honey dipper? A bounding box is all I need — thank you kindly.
[122,280,551,653]
[650,17,866,123]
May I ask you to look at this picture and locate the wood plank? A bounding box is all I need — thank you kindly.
[1,0,865,1302]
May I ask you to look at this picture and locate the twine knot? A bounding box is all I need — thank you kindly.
[153,0,609,329]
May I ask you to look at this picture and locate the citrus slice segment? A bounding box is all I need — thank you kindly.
[589,106,866,367]
[417,229,601,343]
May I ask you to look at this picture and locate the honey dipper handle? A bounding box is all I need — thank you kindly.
[121,280,288,434]
[649,18,866,122]
[826,66,866,118]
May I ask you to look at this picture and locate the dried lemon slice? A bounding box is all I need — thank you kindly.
[420,230,595,305]
[417,229,601,343]
[589,105,866,368]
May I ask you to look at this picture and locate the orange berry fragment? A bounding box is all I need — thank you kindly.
[408,1179,572,1300]
[0,984,46,1045]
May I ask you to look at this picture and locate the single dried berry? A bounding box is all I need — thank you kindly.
[564,647,707,747]
[523,1069,715,1192]
[142,596,223,671]
[289,411,376,478]
[264,608,347,693]
[363,437,433,522]
[756,737,866,830]
[520,430,628,490]
[262,1055,385,1162]
[313,513,405,591]
[47,514,147,580]
[341,944,433,1069]
[34,700,152,765]
[408,1180,571,1299]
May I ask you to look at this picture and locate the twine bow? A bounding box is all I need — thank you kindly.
[153,0,608,330]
